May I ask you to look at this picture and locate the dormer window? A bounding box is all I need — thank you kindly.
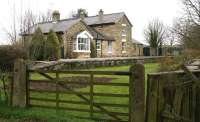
[78,38,90,51]
[73,31,93,52]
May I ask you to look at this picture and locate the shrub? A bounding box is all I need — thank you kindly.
[44,30,60,60]
[29,28,45,60]
[159,54,194,71]
[0,45,26,72]
[90,41,97,58]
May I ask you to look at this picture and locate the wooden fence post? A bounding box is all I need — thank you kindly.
[12,59,27,108]
[129,64,145,122]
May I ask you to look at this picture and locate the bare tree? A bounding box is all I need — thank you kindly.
[38,10,52,22]
[172,0,200,55]
[144,19,166,56]
[2,2,18,44]
[182,0,200,25]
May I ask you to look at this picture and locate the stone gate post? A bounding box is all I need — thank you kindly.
[12,59,27,107]
[129,64,145,122]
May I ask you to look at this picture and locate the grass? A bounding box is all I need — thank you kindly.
[0,63,159,122]
[0,101,93,122]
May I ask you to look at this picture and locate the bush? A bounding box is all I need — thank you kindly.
[0,45,26,72]
[44,30,60,60]
[29,28,45,60]
[159,54,195,71]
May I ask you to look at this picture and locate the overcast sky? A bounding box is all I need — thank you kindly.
[0,0,183,44]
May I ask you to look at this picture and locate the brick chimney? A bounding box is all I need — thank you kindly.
[52,10,60,22]
[99,9,104,21]
[79,11,85,20]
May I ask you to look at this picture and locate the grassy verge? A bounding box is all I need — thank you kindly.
[0,63,159,122]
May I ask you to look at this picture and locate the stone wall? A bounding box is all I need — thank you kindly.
[64,20,94,59]
[55,15,140,59]
[29,56,169,70]
[92,15,134,57]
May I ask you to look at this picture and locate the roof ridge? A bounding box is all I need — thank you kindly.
[37,17,80,24]
[37,12,125,24]
[86,12,125,18]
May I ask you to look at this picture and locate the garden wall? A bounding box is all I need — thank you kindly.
[29,56,171,70]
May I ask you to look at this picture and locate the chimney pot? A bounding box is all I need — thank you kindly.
[99,9,104,21]
[80,11,85,20]
[52,10,60,22]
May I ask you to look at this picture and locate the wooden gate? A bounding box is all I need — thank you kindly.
[24,64,145,122]
[146,66,200,122]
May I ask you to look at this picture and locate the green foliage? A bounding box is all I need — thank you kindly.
[57,34,63,44]
[0,101,94,122]
[30,28,45,60]
[44,30,60,60]
[73,8,88,18]
[159,55,195,71]
[90,41,97,58]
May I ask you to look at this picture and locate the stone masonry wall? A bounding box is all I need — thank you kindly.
[29,56,169,70]
[93,15,135,57]
[64,20,95,59]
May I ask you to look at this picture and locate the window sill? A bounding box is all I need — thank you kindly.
[122,24,127,26]
[122,34,126,37]
[122,39,126,42]
[122,51,126,53]
[108,52,112,54]
[97,49,101,51]
[73,50,91,53]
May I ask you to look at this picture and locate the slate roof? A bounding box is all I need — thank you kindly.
[84,12,126,25]
[27,12,130,41]
[30,18,81,34]
[30,12,127,33]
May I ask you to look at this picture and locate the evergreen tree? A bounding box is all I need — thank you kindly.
[44,30,60,60]
[90,41,97,58]
[72,8,88,18]
[30,27,45,60]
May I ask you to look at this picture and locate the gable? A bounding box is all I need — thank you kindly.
[76,30,93,39]
[68,20,115,41]
[117,14,132,27]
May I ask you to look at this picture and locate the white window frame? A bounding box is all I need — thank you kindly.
[73,31,93,53]
[121,30,126,37]
[122,39,126,42]
[122,42,126,53]
[108,41,112,53]
[96,40,101,50]
[77,38,90,52]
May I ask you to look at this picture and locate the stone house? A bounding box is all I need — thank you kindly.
[27,10,141,59]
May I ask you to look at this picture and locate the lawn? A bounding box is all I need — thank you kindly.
[0,63,159,122]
